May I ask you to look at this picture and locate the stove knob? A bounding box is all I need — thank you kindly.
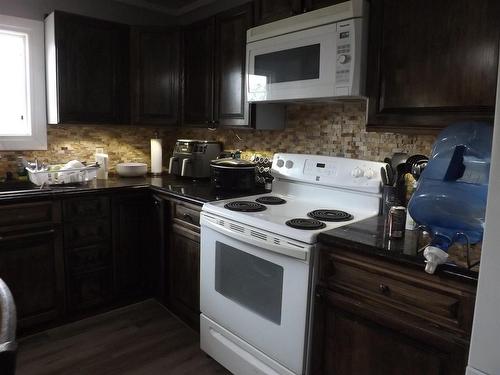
[365,168,375,179]
[351,167,364,178]
[276,159,285,168]
[285,160,294,169]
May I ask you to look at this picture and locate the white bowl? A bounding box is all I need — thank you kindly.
[116,163,148,177]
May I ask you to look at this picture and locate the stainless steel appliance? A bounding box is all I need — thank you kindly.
[168,140,222,178]
[246,0,368,103]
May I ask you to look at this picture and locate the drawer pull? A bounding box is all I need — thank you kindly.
[0,229,55,242]
[183,213,193,222]
[379,283,390,294]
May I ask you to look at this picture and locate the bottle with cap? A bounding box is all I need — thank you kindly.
[95,147,109,180]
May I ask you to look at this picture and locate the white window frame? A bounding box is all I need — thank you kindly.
[0,14,47,150]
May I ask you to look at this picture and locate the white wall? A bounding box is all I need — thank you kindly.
[0,0,174,25]
[467,65,500,375]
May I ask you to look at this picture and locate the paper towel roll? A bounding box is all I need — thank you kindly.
[151,138,163,175]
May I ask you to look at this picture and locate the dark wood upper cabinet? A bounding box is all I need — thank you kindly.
[46,11,130,124]
[303,0,345,12]
[214,3,254,127]
[366,0,500,133]
[131,28,180,126]
[254,0,342,24]
[182,18,215,127]
[254,0,302,25]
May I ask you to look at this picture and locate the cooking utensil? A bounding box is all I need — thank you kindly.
[210,158,256,191]
[380,167,388,186]
[411,160,428,180]
[391,153,408,171]
[385,164,395,186]
[405,154,428,168]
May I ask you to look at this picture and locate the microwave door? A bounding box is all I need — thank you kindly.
[247,23,337,102]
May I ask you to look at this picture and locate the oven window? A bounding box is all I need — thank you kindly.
[254,44,320,84]
[215,242,283,325]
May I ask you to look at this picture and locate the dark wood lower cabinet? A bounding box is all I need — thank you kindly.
[112,193,151,301]
[67,270,113,313]
[0,229,65,332]
[311,246,475,375]
[168,223,200,331]
[311,287,467,375]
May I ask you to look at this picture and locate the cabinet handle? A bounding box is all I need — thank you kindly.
[379,283,390,294]
[183,213,193,222]
[0,229,55,242]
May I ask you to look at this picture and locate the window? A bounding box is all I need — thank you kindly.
[0,15,47,150]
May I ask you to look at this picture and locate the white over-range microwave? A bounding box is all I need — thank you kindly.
[246,0,368,103]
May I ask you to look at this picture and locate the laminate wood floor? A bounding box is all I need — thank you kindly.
[16,300,230,375]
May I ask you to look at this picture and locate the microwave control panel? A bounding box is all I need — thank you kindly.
[335,20,354,94]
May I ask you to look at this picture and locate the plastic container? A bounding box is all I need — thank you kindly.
[408,122,493,273]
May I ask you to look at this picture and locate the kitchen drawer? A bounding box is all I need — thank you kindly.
[320,249,476,337]
[67,244,112,274]
[64,219,110,248]
[0,201,57,231]
[67,269,113,313]
[63,196,110,221]
[173,201,201,228]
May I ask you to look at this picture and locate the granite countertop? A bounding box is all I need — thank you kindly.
[0,175,268,205]
[318,215,480,282]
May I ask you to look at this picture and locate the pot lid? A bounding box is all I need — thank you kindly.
[211,158,256,168]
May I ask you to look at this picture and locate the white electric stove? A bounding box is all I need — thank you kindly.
[200,153,386,375]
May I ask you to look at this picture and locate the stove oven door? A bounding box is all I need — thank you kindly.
[200,215,312,375]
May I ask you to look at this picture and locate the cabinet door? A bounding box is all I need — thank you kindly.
[0,229,65,332]
[254,0,302,25]
[303,0,346,12]
[311,288,467,375]
[182,18,215,127]
[112,194,151,301]
[214,3,253,127]
[67,270,113,314]
[366,0,500,133]
[131,28,180,126]
[151,195,168,302]
[55,11,130,124]
[169,224,200,330]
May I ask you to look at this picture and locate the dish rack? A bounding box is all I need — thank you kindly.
[26,164,99,186]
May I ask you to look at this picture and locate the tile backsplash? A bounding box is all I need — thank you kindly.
[0,101,436,176]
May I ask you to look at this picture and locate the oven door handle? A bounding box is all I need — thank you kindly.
[201,214,309,261]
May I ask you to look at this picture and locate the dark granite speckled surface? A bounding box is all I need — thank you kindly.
[318,215,479,282]
[0,175,268,205]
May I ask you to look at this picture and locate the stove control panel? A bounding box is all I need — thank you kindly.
[272,153,386,194]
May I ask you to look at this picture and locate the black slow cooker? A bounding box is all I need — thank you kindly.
[210,158,256,191]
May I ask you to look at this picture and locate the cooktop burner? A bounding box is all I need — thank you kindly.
[286,218,326,230]
[255,196,287,205]
[308,209,353,222]
[224,201,267,212]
